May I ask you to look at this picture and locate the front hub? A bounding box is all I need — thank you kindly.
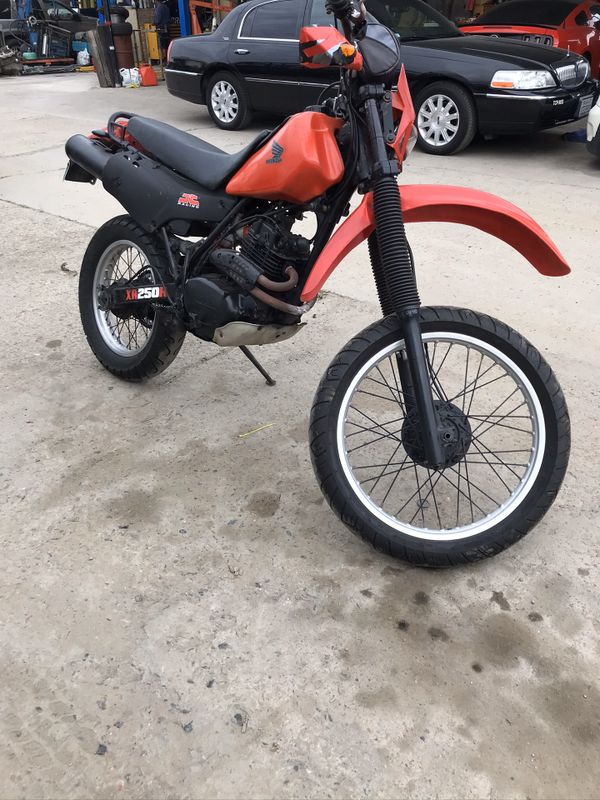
[401,399,472,469]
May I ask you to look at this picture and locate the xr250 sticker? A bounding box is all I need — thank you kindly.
[125,286,167,301]
[178,192,200,208]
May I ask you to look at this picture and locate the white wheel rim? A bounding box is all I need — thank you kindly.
[211,80,239,123]
[417,93,460,147]
[93,240,155,357]
[336,332,546,542]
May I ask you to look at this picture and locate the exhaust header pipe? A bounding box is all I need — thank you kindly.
[65,134,112,183]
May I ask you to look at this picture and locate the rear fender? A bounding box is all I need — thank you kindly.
[300,185,570,302]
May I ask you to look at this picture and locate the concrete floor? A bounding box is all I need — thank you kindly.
[0,73,599,800]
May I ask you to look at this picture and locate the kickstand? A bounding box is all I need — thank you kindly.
[239,346,276,386]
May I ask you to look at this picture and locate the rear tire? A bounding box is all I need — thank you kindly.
[206,71,253,130]
[79,215,185,381]
[415,81,477,155]
[310,307,570,566]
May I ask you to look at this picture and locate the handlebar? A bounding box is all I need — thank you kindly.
[326,0,366,40]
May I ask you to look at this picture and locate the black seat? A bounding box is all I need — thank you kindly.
[126,116,271,192]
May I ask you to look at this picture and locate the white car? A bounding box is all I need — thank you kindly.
[588,96,600,156]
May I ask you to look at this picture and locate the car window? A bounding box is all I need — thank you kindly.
[469,0,576,25]
[240,0,302,39]
[308,0,338,26]
[574,9,588,23]
[31,0,45,18]
[365,0,461,40]
[37,0,76,18]
[0,0,11,20]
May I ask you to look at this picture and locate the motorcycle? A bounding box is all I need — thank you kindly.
[64,0,570,567]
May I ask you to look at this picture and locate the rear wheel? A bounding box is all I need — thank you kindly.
[415,81,477,155]
[79,216,185,381]
[206,71,253,130]
[310,307,570,566]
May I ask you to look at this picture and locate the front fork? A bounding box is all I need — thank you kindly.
[363,91,445,468]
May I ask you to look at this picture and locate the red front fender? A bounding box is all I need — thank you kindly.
[300,185,570,302]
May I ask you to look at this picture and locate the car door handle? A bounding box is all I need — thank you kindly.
[234,48,250,54]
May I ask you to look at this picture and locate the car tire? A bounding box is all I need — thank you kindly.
[414,81,477,156]
[206,71,253,131]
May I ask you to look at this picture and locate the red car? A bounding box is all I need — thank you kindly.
[460,0,600,75]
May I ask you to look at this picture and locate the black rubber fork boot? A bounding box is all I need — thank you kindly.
[372,176,444,467]
[372,177,420,312]
[367,232,394,316]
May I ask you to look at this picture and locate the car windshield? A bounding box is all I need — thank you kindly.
[36,0,69,12]
[365,0,462,40]
[467,0,576,25]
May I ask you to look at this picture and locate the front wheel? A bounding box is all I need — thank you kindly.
[310,307,570,566]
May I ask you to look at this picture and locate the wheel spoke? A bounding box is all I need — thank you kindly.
[447,464,500,508]
[346,415,404,438]
[410,464,427,526]
[465,351,485,417]
[387,355,407,415]
[428,341,453,400]
[469,440,513,493]
[468,436,524,481]
[463,457,475,524]
[436,468,489,516]
[93,241,156,357]
[347,425,405,454]
[427,468,443,529]
[348,405,402,442]
[364,440,404,494]
[471,400,529,438]
[379,453,412,507]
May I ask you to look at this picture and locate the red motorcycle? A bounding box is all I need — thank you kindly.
[64,0,570,567]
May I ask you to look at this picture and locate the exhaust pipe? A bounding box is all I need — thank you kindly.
[65,134,112,182]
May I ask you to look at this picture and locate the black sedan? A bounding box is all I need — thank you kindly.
[166,0,597,154]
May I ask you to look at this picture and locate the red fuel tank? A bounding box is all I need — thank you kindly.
[226,112,344,204]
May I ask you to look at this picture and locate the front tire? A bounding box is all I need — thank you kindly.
[79,216,186,381]
[206,71,253,130]
[415,81,477,155]
[310,308,570,566]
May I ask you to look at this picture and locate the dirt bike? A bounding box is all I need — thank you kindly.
[64,0,570,567]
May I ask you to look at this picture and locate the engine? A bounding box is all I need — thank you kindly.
[240,217,310,282]
[183,213,312,344]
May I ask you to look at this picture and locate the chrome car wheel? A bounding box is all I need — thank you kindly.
[417,94,460,147]
[210,80,239,124]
